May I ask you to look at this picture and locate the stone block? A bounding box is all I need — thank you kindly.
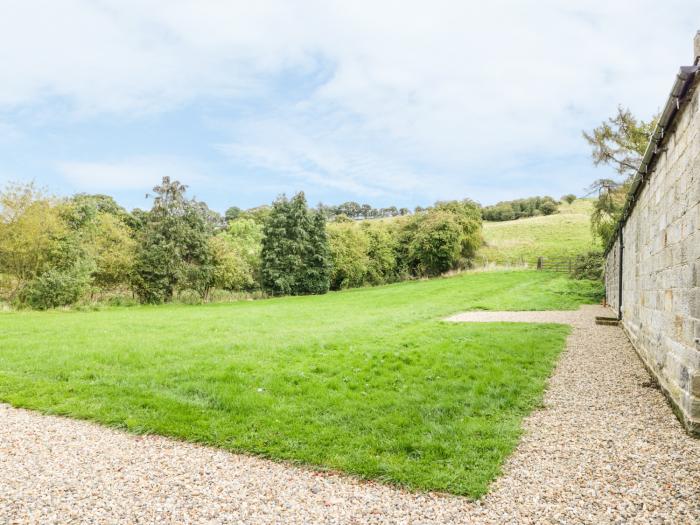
[691,288,700,319]
[692,371,700,398]
[686,393,700,422]
[605,56,700,435]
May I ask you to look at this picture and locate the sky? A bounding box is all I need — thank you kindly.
[0,1,699,212]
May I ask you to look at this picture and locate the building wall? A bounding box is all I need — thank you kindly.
[605,77,700,435]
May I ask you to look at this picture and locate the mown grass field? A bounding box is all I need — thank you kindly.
[0,271,601,497]
[478,199,599,265]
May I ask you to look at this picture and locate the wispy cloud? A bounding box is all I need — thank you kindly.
[218,115,427,200]
[1,1,699,207]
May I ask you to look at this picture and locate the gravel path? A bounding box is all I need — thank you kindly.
[2,305,699,524]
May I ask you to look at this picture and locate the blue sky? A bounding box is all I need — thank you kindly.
[1,1,699,212]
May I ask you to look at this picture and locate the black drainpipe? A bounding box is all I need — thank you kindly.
[617,228,624,321]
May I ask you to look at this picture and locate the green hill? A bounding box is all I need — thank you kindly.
[477,199,598,265]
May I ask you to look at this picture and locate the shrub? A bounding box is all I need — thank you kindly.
[546,276,605,303]
[208,289,266,302]
[20,268,91,310]
[571,251,605,281]
[401,201,483,277]
[486,204,515,221]
[408,210,463,276]
[107,295,139,307]
[180,262,216,299]
[539,201,558,215]
[177,289,204,305]
[561,194,577,204]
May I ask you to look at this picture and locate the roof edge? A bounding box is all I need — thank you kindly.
[604,65,700,255]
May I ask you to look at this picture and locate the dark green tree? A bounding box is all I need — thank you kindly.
[261,192,330,296]
[408,210,463,276]
[132,177,214,303]
[406,200,483,276]
[261,195,300,295]
[482,196,558,221]
[224,206,242,224]
[303,211,332,294]
[70,193,128,219]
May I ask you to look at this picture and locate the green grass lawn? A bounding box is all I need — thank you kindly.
[0,271,600,497]
[479,199,599,265]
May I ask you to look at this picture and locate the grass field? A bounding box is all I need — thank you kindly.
[478,199,599,265]
[0,271,601,497]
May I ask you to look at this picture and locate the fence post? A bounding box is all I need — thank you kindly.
[537,257,543,270]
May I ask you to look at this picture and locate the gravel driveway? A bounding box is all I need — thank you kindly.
[2,305,699,524]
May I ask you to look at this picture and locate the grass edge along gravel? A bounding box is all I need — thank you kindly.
[0,271,598,497]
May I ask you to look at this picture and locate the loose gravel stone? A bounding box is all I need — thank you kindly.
[1,305,699,523]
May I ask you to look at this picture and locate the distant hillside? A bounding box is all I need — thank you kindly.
[477,199,598,265]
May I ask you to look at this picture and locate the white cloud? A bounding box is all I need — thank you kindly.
[2,1,700,201]
[57,156,207,192]
[218,116,426,199]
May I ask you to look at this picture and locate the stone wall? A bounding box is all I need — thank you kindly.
[605,60,700,435]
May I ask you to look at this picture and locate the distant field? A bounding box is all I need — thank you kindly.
[478,199,598,266]
[0,271,601,497]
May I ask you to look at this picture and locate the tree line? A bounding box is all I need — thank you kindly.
[0,178,483,309]
[317,202,412,220]
[311,195,576,224]
[481,196,563,222]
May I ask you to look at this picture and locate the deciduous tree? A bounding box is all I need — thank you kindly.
[0,183,66,300]
[132,177,214,303]
[327,222,368,290]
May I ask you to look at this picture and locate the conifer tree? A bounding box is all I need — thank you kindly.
[261,195,296,295]
[261,192,331,295]
[303,210,331,294]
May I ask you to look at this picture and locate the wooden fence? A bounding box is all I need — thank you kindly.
[536,256,576,273]
[472,255,580,273]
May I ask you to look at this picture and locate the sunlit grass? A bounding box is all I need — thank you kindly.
[479,199,599,265]
[0,271,597,497]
